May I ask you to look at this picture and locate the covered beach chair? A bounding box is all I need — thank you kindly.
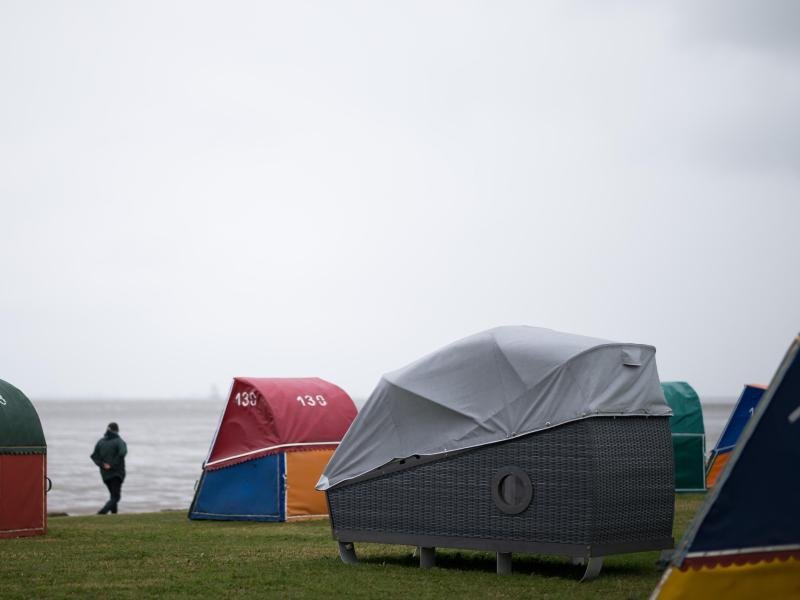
[0,378,47,539]
[705,384,765,488]
[189,377,356,522]
[319,326,675,580]
[661,382,706,492]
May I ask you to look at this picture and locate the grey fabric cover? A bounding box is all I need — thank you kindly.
[318,326,670,490]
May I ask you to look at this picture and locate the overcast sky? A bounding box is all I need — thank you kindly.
[1,1,798,401]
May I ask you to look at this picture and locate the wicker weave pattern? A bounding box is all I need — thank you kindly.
[328,416,673,546]
[590,417,674,544]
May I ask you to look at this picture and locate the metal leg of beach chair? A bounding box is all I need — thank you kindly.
[338,541,358,565]
[580,557,603,582]
[497,552,512,575]
[419,546,435,568]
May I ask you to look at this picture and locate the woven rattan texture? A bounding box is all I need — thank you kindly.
[328,416,673,545]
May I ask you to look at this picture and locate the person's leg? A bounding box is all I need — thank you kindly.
[108,478,122,514]
[98,478,115,514]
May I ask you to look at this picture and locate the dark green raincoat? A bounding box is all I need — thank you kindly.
[91,430,127,482]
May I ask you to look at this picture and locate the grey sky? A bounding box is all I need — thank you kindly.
[2,1,798,400]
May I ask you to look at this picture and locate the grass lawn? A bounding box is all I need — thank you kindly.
[0,495,704,600]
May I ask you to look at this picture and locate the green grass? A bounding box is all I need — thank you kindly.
[0,496,705,600]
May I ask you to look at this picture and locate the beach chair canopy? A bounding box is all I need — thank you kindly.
[319,326,670,490]
[653,335,800,599]
[0,379,45,454]
[205,377,356,470]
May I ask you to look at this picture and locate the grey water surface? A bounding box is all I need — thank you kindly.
[38,399,221,515]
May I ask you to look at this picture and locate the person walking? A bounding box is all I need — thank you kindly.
[91,422,127,515]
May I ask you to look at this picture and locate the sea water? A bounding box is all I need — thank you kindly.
[35,397,736,515]
[38,399,221,515]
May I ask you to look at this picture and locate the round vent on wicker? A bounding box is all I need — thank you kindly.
[491,467,533,514]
